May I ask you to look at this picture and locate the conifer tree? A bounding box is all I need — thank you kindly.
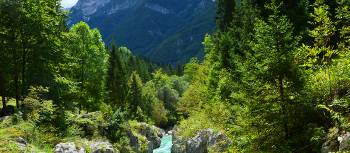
[126,71,143,114]
[241,1,302,151]
[216,0,236,32]
[336,0,350,51]
[106,44,127,107]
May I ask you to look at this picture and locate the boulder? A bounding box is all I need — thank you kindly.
[16,137,27,145]
[0,115,10,122]
[127,129,140,151]
[338,132,350,151]
[54,142,85,153]
[138,122,164,151]
[172,129,232,153]
[186,130,212,153]
[171,130,186,153]
[90,141,115,153]
[16,137,27,151]
[128,122,165,153]
[209,132,232,152]
[321,129,350,153]
[55,141,116,153]
[127,123,165,153]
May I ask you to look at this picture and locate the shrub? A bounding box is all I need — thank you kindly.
[22,86,55,126]
[99,108,128,142]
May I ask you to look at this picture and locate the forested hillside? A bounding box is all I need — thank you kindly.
[0,0,350,153]
[68,0,216,65]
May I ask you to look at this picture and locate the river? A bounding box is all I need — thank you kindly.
[153,134,173,153]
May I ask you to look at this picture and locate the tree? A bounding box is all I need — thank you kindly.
[336,0,350,51]
[126,71,143,114]
[241,1,302,151]
[62,22,109,111]
[216,0,236,31]
[297,0,337,106]
[0,0,66,108]
[106,44,127,108]
[0,71,6,108]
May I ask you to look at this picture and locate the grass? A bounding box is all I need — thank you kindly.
[0,116,55,153]
[0,118,28,153]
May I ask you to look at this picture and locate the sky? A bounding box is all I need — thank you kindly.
[61,0,78,8]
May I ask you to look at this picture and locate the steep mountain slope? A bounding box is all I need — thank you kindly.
[68,0,216,64]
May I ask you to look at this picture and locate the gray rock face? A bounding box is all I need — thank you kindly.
[90,141,115,153]
[128,122,165,153]
[16,137,27,145]
[55,141,115,153]
[139,123,164,151]
[338,132,350,151]
[54,142,85,153]
[321,130,350,153]
[172,129,232,153]
[0,115,10,122]
[186,130,211,153]
[16,137,27,151]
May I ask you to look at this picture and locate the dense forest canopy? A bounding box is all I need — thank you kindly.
[0,0,350,152]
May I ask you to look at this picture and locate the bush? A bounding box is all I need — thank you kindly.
[177,101,231,139]
[99,108,128,142]
[114,136,135,153]
[22,86,55,126]
[151,102,168,128]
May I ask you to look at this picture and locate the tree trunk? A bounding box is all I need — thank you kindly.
[327,66,332,107]
[21,47,26,98]
[0,71,6,109]
[1,96,5,109]
[14,48,20,109]
[15,71,20,109]
[279,76,289,140]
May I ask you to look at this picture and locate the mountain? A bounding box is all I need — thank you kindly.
[68,0,216,65]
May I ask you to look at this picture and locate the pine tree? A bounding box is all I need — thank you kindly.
[106,44,127,108]
[336,0,350,51]
[126,71,143,114]
[308,0,336,64]
[241,1,302,151]
[216,0,236,31]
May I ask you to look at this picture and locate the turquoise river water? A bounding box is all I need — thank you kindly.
[153,135,173,153]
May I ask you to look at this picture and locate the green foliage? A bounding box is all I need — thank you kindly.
[0,116,58,152]
[301,0,337,70]
[106,44,127,108]
[99,108,128,142]
[216,0,236,31]
[126,71,144,116]
[177,101,231,139]
[141,70,189,127]
[178,63,208,118]
[0,0,66,107]
[113,136,136,153]
[61,22,109,111]
[22,86,55,126]
[336,0,350,50]
[69,0,216,65]
[1,0,350,152]
[151,102,168,127]
[178,0,350,152]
